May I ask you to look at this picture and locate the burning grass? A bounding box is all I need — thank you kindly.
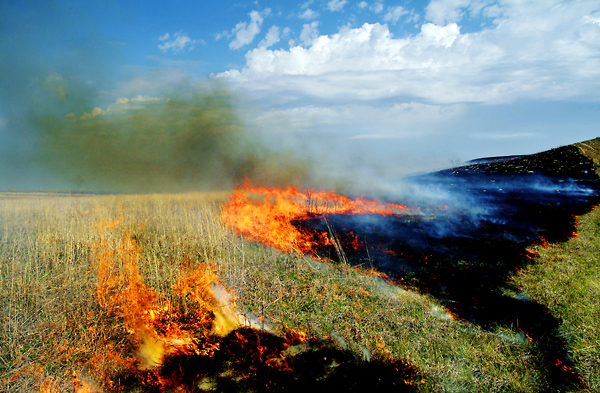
[0,191,598,392]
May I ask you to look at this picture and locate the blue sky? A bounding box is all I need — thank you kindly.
[1,0,600,190]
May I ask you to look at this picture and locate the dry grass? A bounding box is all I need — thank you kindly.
[0,191,590,392]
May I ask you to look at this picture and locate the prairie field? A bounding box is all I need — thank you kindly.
[0,191,598,392]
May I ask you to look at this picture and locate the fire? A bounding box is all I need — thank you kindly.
[83,214,335,391]
[221,180,414,257]
[11,206,425,391]
[93,218,242,371]
[524,248,539,260]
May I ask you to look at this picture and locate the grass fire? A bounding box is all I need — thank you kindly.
[2,139,600,392]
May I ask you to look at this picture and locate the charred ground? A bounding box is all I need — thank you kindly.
[302,138,600,391]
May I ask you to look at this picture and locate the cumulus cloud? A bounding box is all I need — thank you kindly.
[214,0,600,164]
[76,96,162,119]
[219,22,470,101]
[219,1,600,106]
[300,21,320,46]
[425,0,471,24]
[158,31,202,53]
[299,8,319,20]
[229,9,271,50]
[383,6,409,23]
[259,26,281,49]
[326,0,347,12]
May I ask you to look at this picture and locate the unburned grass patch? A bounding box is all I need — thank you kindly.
[512,205,600,390]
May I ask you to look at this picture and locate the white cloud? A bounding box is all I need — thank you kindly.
[358,1,368,10]
[158,31,202,53]
[219,1,600,106]
[419,23,460,48]
[229,9,271,50]
[214,0,600,165]
[259,26,281,48]
[255,102,465,135]
[299,8,319,20]
[425,0,472,25]
[383,6,409,23]
[372,1,384,14]
[326,0,347,12]
[219,22,471,101]
[300,21,320,46]
[584,12,600,26]
[77,96,162,119]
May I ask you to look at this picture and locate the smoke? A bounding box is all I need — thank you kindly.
[0,65,309,193]
[28,85,309,193]
[0,2,310,193]
[0,83,310,193]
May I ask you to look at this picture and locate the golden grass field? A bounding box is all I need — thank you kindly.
[1,191,599,392]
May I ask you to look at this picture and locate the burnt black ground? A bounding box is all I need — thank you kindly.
[302,142,600,392]
[119,328,425,392]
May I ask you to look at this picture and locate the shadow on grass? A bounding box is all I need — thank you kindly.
[117,327,425,392]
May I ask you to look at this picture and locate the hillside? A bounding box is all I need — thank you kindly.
[441,137,600,180]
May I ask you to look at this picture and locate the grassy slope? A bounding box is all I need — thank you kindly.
[512,200,600,391]
[576,137,600,178]
[508,136,600,391]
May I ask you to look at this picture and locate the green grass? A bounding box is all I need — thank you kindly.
[512,205,600,390]
[0,191,598,392]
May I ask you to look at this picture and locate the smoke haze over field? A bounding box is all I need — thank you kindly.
[33,87,310,193]
[1,1,600,192]
[0,1,308,193]
[0,69,309,192]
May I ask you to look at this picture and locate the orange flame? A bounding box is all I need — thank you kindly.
[93,218,240,372]
[523,248,539,260]
[221,181,414,256]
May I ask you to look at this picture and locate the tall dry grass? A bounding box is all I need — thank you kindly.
[0,191,582,392]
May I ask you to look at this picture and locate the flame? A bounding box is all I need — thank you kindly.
[93,219,241,372]
[9,208,420,392]
[88,215,369,391]
[221,180,414,257]
[524,248,539,260]
[39,375,59,393]
[535,236,551,248]
[72,371,98,393]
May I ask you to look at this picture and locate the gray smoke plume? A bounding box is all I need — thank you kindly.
[0,2,309,193]
[30,85,308,193]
